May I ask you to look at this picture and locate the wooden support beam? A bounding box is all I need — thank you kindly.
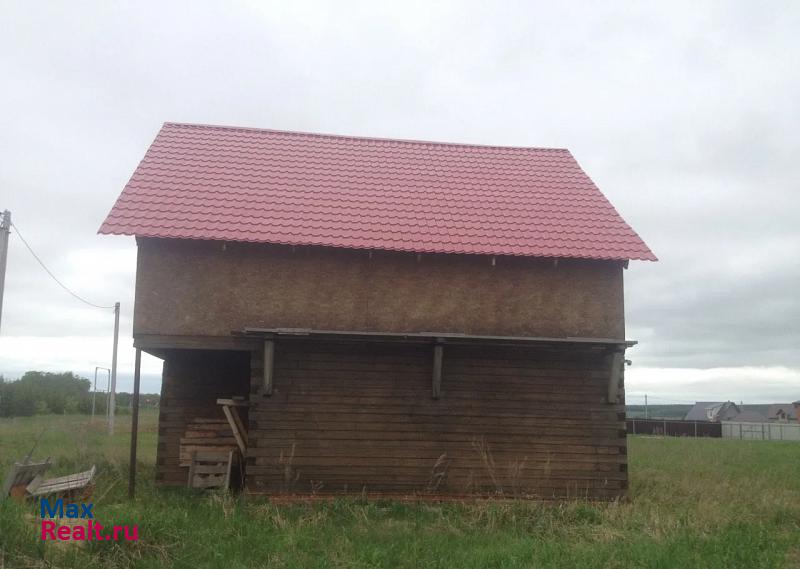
[128,348,141,499]
[221,405,247,455]
[262,339,275,396]
[608,351,623,404]
[229,407,248,447]
[432,342,444,399]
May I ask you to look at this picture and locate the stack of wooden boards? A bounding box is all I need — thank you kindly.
[179,398,249,490]
[179,419,238,468]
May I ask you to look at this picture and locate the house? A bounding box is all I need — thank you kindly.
[766,404,797,423]
[684,402,741,423]
[100,122,656,499]
[730,410,766,423]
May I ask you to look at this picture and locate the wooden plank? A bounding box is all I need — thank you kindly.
[263,339,275,396]
[191,475,227,488]
[221,405,247,455]
[229,407,248,446]
[241,327,633,348]
[432,343,443,399]
[194,451,236,461]
[191,464,231,474]
[216,398,249,407]
[186,452,196,488]
[607,351,623,404]
[135,334,260,351]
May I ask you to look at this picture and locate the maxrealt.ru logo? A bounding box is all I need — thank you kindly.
[40,498,138,541]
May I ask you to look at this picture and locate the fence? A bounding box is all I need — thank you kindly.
[722,421,800,441]
[626,419,721,437]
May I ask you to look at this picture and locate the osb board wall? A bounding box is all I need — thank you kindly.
[246,340,627,500]
[134,238,625,339]
[155,350,249,486]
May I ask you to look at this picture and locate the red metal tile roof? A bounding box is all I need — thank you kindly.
[99,123,656,261]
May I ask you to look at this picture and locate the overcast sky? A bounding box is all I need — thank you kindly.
[1,1,798,404]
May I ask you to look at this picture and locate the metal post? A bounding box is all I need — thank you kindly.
[128,348,141,498]
[0,210,11,334]
[694,421,698,438]
[644,394,648,420]
[108,302,120,435]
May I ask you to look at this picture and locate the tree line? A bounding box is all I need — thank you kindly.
[0,371,160,417]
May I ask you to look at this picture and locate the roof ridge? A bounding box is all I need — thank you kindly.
[162,122,571,153]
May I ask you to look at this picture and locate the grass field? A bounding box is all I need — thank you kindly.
[1,412,799,568]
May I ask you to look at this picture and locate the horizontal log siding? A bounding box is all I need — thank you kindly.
[155,350,250,486]
[246,341,627,499]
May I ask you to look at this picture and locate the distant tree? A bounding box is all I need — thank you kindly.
[0,372,90,417]
[0,371,161,417]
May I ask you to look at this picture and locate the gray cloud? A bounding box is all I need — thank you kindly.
[1,1,798,399]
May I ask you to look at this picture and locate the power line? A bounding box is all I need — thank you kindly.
[10,221,115,310]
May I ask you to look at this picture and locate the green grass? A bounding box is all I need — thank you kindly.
[1,414,799,568]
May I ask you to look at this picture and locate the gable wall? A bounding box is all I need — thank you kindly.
[133,238,625,339]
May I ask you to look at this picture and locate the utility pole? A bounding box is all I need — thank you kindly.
[0,210,11,334]
[108,301,120,435]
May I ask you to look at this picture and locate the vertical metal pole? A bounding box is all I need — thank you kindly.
[106,371,111,419]
[108,302,120,435]
[644,394,648,420]
[128,348,141,498]
[694,421,697,438]
[92,368,98,420]
[0,210,11,334]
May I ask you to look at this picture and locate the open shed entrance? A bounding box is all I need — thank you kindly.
[154,349,250,487]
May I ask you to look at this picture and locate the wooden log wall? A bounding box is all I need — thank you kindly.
[155,350,250,486]
[246,340,627,500]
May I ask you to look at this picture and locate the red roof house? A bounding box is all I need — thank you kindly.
[102,122,655,499]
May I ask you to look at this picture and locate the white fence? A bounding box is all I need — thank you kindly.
[721,421,800,441]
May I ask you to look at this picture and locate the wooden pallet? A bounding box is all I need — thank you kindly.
[187,451,236,489]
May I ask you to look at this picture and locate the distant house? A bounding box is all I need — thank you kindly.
[684,401,740,422]
[730,410,766,423]
[766,404,797,423]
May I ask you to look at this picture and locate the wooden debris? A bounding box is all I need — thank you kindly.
[27,466,96,498]
[2,459,52,499]
[2,459,95,502]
